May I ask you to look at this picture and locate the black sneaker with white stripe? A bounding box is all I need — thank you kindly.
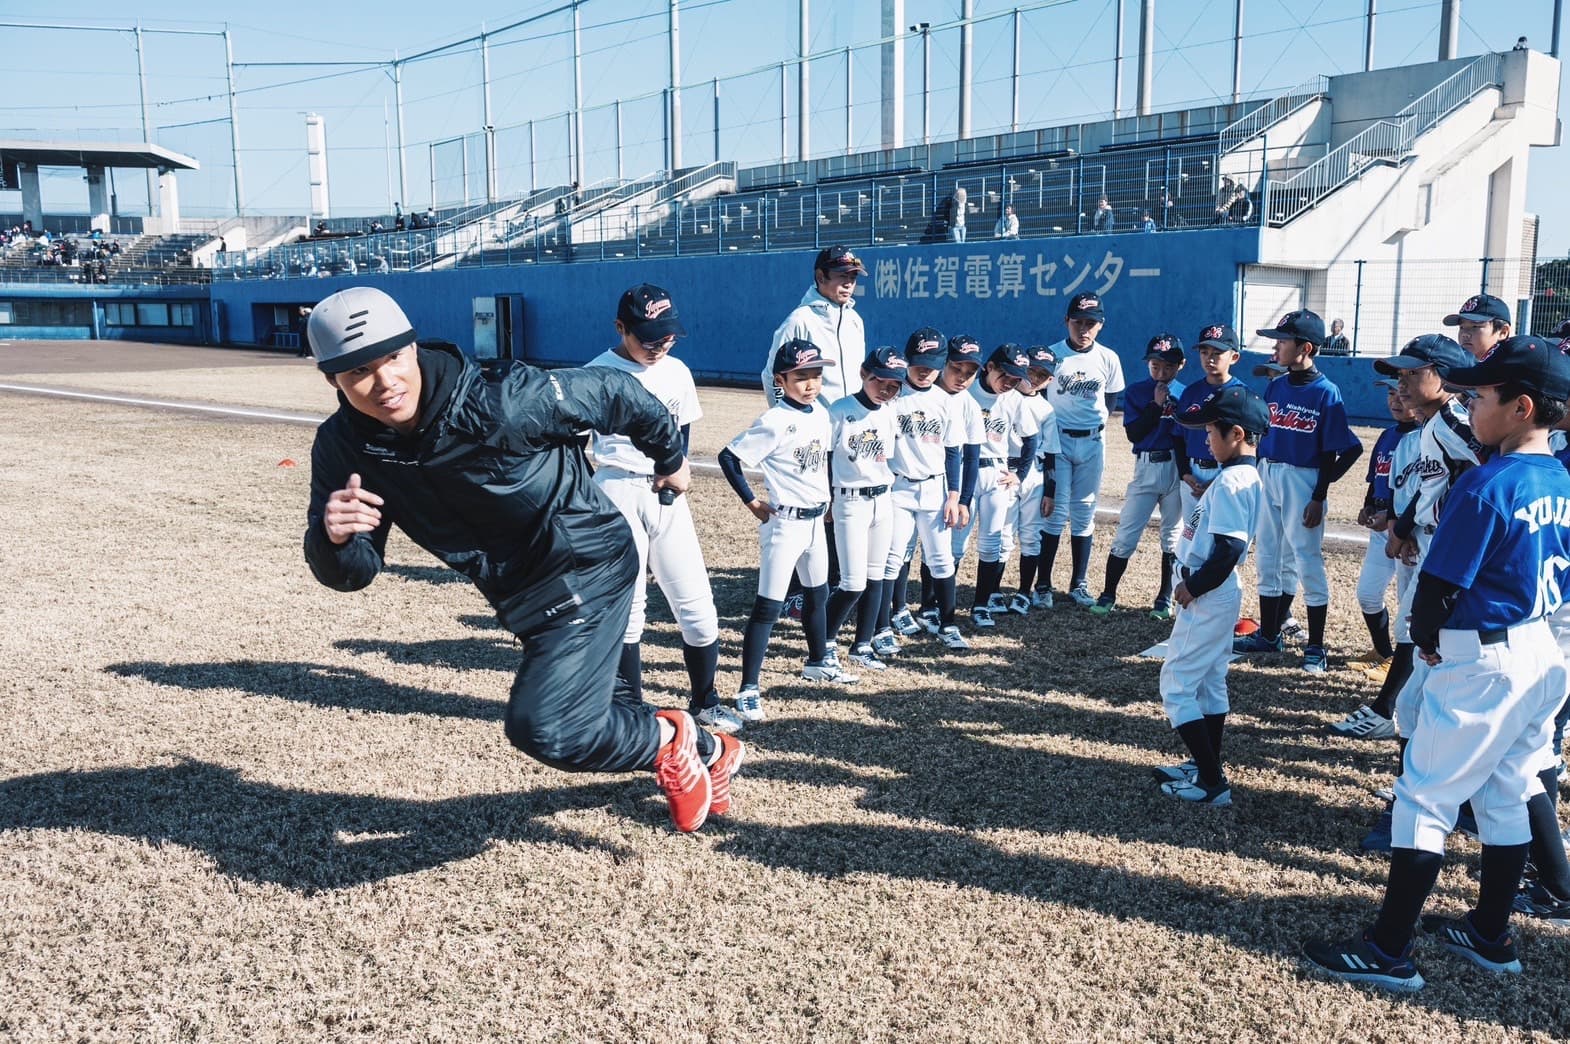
[1302,930,1425,991]
[1420,913,1523,973]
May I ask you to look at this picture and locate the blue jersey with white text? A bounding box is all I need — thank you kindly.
[1368,422,1416,504]
[1174,377,1245,466]
[1258,370,1359,467]
[1123,377,1187,454]
[1422,453,1570,631]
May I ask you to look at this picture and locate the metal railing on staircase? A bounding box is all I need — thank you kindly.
[1218,75,1329,155]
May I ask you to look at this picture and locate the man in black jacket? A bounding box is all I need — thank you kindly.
[303,286,740,833]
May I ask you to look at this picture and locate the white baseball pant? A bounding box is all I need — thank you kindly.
[1255,459,1324,604]
[757,509,830,601]
[1011,464,1045,555]
[951,464,1017,564]
[1391,619,1567,853]
[1110,452,1182,558]
[594,468,718,646]
[1045,429,1105,538]
[1356,527,1398,615]
[833,490,895,592]
[884,475,956,581]
[1393,530,1435,738]
[1161,573,1244,726]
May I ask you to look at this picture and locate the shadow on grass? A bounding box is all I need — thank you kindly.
[107,660,504,721]
[334,636,519,672]
[0,759,641,892]
[382,562,470,585]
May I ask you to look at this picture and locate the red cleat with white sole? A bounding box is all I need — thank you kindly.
[708,734,746,816]
[653,710,712,833]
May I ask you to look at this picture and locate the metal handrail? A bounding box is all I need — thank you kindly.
[1266,53,1504,225]
[1218,75,1329,155]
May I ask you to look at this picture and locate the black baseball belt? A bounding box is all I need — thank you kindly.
[1062,425,1104,438]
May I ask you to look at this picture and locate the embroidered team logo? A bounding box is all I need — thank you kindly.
[1267,401,1321,433]
[884,354,909,372]
[1202,326,1225,342]
[793,439,827,473]
[1375,455,1393,479]
[1009,349,1029,369]
[644,297,673,319]
[1030,347,1056,367]
[1058,375,1102,399]
[794,346,821,365]
[899,409,944,443]
[1150,338,1174,354]
[982,409,1007,443]
[847,428,888,462]
[1461,295,1483,315]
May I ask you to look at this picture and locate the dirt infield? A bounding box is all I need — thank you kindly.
[1,341,1566,1041]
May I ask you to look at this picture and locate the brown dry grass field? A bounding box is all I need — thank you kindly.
[1,339,1566,1042]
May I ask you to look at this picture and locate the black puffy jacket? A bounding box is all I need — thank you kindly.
[304,344,683,635]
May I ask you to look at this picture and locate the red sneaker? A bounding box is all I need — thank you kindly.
[708,733,746,816]
[653,710,712,833]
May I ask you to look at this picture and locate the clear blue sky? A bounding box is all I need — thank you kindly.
[1,0,1564,253]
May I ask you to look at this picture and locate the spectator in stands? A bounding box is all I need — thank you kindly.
[950,185,968,242]
[1093,195,1114,232]
[994,204,1019,240]
[1156,185,1180,228]
[1323,318,1352,356]
[1212,177,1236,225]
[395,212,407,232]
[1227,184,1253,224]
[95,260,108,284]
[425,206,437,227]
[1140,210,1157,233]
[1514,36,1529,50]
[315,220,329,237]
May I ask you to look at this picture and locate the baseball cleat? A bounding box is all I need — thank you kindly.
[937,625,971,651]
[918,608,942,634]
[734,685,766,723]
[802,656,859,684]
[971,607,996,629]
[1358,808,1394,853]
[1346,711,1396,740]
[985,593,1011,614]
[1159,775,1232,806]
[1302,930,1425,991]
[1006,592,1032,615]
[653,710,713,833]
[1421,914,1522,974]
[847,644,888,671]
[1233,632,1284,655]
[1302,645,1329,674]
[707,733,745,817]
[870,629,900,658]
[890,609,922,637]
[1151,759,1199,784]
[1030,589,1055,609]
[1513,881,1570,921]
[1069,583,1096,608]
[1330,704,1384,735]
[1089,594,1116,616]
[695,703,745,735]
[1361,657,1393,683]
[1149,601,1175,622]
[1280,615,1305,642]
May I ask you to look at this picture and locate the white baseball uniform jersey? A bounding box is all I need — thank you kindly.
[885,382,963,581]
[1045,339,1125,537]
[830,394,898,591]
[727,399,834,600]
[953,382,1040,562]
[1012,391,1061,557]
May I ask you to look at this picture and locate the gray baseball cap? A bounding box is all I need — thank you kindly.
[307,286,418,374]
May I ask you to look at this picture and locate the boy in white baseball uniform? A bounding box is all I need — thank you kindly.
[952,343,1040,627]
[825,346,906,670]
[1011,346,1061,609]
[1041,292,1126,607]
[879,329,974,653]
[1305,336,1570,991]
[1151,385,1266,807]
[587,284,743,736]
[1232,310,1362,673]
[720,339,855,724]
[1093,333,1186,619]
[917,335,985,631]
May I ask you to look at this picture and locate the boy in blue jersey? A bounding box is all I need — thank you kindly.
[1171,324,1246,523]
[1305,336,1570,990]
[1093,333,1186,618]
[1151,385,1266,807]
[1233,310,1362,673]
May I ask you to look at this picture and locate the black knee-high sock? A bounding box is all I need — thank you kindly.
[681,641,719,710]
[974,560,1006,608]
[690,722,715,761]
[1371,848,1445,955]
[934,574,958,626]
[741,597,783,687]
[891,559,913,615]
[1018,553,1040,594]
[1363,608,1394,659]
[1038,534,1061,591]
[618,642,643,703]
[1370,644,1415,720]
[826,586,861,642]
[1307,602,1328,648]
[855,579,885,646]
[919,562,935,613]
[802,583,830,662]
[1257,594,1282,640]
[1101,552,1130,600]
[1175,718,1223,787]
[1475,842,1532,941]
[1395,736,1408,778]
[1156,551,1176,603]
[1529,769,1570,900]
[1069,534,1093,589]
[1204,712,1226,759]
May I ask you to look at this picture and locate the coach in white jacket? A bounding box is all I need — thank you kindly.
[761,245,867,405]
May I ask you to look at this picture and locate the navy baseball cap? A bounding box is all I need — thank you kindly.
[1026,344,1057,374]
[905,326,947,368]
[1144,333,1185,364]
[814,244,866,275]
[1178,384,1271,436]
[1374,377,1401,391]
[1195,323,1240,353]
[863,345,909,381]
[1066,292,1105,322]
[772,337,837,375]
[1373,333,1470,377]
[1444,335,1570,400]
[989,343,1031,378]
[1442,293,1511,326]
[1256,309,1326,347]
[946,334,983,365]
[617,283,686,341]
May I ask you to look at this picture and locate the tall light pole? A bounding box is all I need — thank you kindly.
[959,0,974,139]
[911,22,931,145]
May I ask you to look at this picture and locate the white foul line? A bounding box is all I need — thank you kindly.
[0,383,326,425]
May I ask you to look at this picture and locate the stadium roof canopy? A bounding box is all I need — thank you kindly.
[0,139,199,171]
